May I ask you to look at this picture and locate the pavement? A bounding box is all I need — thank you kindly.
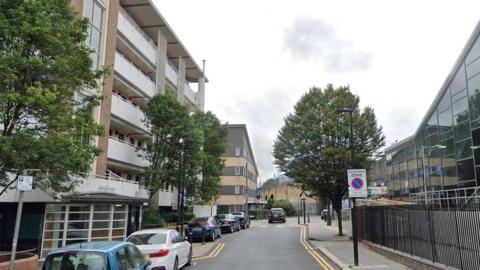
[188,217,329,270]
[308,216,410,270]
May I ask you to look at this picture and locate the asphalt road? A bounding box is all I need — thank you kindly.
[188,219,326,270]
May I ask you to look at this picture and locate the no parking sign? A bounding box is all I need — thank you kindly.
[348,169,367,198]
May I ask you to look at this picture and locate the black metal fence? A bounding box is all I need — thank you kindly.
[356,205,480,270]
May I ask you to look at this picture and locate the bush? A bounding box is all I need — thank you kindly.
[162,212,195,223]
[271,199,295,216]
[250,209,270,220]
[142,206,166,228]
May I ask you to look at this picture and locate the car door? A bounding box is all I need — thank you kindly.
[169,231,187,266]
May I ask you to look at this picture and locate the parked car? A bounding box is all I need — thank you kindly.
[127,229,192,270]
[268,208,286,223]
[232,212,250,229]
[187,217,222,241]
[214,214,241,233]
[42,241,150,270]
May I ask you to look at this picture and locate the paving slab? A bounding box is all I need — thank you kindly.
[308,216,410,270]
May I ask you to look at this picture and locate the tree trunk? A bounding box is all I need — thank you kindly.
[335,207,343,236]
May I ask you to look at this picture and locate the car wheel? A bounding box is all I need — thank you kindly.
[186,247,193,266]
[210,231,216,241]
[230,225,234,233]
[173,257,179,270]
[268,220,272,224]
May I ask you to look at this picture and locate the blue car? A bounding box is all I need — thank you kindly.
[187,217,221,241]
[42,241,151,270]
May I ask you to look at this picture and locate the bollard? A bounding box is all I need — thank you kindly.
[306,223,309,240]
[202,229,205,245]
[298,212,300,224]
[308,210,310,223]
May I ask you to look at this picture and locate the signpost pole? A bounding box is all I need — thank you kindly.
[352,198,359,266]
[8,191,24,270]
[9,173,32,270]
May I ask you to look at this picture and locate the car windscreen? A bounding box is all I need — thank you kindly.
[127,233,167,245]
[271,209,283,213]
[43,251,107,270]
[231,212,243,216]
[214,214,226,220]
[192,217,209,222]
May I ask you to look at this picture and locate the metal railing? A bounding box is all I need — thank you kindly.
[356,205,480,270]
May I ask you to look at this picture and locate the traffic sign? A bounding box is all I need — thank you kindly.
[17,175,33,192]
[348,169,367,198]
[300,191,307,200]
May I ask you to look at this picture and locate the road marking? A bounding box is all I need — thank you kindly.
[192,243,225,261]
[299,225,335,270]
[276,225,283,228]
[260,225,267,228]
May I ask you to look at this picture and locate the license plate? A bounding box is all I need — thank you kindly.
[144,255,149,260]
[193,228,202,232]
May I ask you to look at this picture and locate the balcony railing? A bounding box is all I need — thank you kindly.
[114,51,155,97]
[76,174,149,199]
[107,136,149,168]
[111,93,149,133]
[117,10,157,64]
[165,62,178,87]
[184,83,197,105]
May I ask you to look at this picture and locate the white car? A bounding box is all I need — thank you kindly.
[126,229,192,270]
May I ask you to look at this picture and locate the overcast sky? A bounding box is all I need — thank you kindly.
[154,0,480,183]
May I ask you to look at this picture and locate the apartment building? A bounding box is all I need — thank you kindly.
[0,0,206,258]
[217,125,259,214]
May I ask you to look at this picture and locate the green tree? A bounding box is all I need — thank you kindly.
[273,84,385,235]
[192,111,227,202]
[272,199,295,216]
[261,178,279,191]
[143,93,203,200]
[0,0,105,194]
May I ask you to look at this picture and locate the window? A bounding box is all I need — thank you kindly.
[129,138,135,145]
[450,65,467,95]
[234,166,240,176]
[234,146,241,156]
[84,0,104,69]
[118,133,124,141]
[466,37,480,65]
[457,158,475,181]
[234,185,241,194]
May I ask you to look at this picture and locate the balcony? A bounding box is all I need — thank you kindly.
[111,93,149,133]
[184,83,197,105]
[117,10,157,64]
[114,51,155,97]
[165,62,178,87]
[76,175,149,199]
[107,136,149,168]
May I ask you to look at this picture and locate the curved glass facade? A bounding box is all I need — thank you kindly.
[385,26,480,197]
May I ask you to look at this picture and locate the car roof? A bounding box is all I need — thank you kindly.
[129,228,175,235]
[48,241,126,255]
[271,208,284,211]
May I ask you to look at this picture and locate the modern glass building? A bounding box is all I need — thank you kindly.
[384,21,480,198]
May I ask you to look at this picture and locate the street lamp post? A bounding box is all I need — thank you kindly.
[176,139,186,235]
[421,144,446,205]
[337,108,358,266]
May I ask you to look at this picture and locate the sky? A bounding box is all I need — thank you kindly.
[154,0,480,183]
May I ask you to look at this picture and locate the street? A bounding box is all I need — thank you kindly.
[189,218,328,270]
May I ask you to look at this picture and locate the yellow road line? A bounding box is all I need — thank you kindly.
[193,243,225,261]
[300,226,334,270]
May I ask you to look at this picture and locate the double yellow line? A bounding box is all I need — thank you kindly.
[300,225,334,270]
[193,243,225,261]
